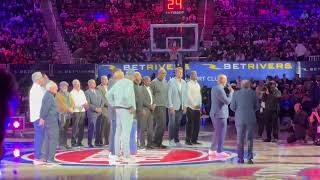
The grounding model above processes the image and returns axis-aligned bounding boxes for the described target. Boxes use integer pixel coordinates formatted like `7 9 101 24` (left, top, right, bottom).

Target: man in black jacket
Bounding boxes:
263 81 281 142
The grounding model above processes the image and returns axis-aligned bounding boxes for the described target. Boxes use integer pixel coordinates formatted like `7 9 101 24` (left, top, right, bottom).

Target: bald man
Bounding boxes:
150 68 168 148
85 79 104 148
209 74 233 158
230 80 259 164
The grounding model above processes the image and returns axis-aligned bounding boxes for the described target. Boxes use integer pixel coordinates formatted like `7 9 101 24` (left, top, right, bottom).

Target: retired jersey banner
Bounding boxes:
98 62 176 79
300 61 320 78
185 61 297 87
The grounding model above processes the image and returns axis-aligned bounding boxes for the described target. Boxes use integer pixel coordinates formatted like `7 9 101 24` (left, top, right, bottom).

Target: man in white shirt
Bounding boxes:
185 71 202 145
139 76 156 149
70 79 88 147
29 72 45 165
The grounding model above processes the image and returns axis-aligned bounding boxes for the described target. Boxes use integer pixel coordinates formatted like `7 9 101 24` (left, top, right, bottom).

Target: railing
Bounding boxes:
309 55 320 62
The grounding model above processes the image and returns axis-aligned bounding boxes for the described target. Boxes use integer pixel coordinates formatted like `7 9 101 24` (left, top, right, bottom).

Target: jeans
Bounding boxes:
168 109 183 142
108 107 116 155
33 119 45 160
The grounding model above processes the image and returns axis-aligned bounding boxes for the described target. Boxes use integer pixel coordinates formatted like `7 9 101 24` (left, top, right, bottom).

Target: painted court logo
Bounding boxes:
21 148 237 166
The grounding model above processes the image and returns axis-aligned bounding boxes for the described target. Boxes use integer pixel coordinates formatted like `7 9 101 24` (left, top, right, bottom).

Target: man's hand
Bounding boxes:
39 119 45 127
83 103 89 110
169 107 175 114
228 86 234 94
95 108 102 113
68 108 74 113
151 104 156 111
183 107 187 114
129 107 135 114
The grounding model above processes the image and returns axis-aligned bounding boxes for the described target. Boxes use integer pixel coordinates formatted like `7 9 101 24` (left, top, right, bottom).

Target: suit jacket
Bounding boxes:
134 83 143 111
210 84 233 119
85 89 104 119
141 86 155 111
97 85 109 115
168 77 187 111
230 88 259 126
55 91 75 113
40 91 58 127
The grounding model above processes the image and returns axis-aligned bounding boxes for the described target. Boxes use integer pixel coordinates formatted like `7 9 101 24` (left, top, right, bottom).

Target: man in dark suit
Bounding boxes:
97 76 110 146
139 76 156 149
230 80 259 164
85 79 104 148
40 81 59 164
209 74 233 158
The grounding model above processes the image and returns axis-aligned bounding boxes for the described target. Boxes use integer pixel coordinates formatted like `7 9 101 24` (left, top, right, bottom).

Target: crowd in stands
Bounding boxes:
201 0 320 61
57 0 199 63
0 0 53 64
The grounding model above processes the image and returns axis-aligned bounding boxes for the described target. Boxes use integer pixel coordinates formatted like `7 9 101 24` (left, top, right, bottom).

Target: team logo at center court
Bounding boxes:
21 148 237 166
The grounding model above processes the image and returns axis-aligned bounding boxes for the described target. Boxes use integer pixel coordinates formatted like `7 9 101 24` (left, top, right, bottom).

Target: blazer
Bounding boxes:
230 88 259 126
97 85 109 115
168 77 187 111
134 83 143 110
40 91 58 126
85 89 104 118
210 84 233 119
55 91 75 113
141 86 155 111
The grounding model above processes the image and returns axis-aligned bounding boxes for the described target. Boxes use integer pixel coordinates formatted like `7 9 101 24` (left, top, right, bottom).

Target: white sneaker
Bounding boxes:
208 150 217 156
109 154 119 161
169 140 177 147
33 159 46 165
216 152 229 158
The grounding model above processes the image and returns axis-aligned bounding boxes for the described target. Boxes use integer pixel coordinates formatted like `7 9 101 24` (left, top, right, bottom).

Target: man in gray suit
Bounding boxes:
40 81 59 164
230 80 259 164
140 76 156 149
168 67 187 147
209 74 233 158
97 76 110 146
85 79 104 148
150 68 168 149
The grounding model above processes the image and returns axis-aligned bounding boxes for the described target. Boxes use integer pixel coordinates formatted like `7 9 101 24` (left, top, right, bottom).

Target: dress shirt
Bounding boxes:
29 83 46 122
70 89 87 112
185 80 202 110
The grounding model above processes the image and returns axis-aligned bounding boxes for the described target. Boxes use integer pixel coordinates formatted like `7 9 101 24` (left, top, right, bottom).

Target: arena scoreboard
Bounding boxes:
164 0 184 15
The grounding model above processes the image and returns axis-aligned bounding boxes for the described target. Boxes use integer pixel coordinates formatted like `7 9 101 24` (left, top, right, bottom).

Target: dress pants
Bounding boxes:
168 109 183 143
130 119 137 154
186 107 201 143
256 111 264 137
210 117 227 153
44 122 59 161
59 113 71 147
108 107 116 155
139 109 154 147
71 112 85 146
153 106 167 146
101 109 110 145
236 123 254 160
115 108 133 157
264 110 278 140
87 113 103 146
33 119 45 160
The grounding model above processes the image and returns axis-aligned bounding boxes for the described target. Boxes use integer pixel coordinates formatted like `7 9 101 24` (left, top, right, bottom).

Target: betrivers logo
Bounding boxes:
202 63 293 70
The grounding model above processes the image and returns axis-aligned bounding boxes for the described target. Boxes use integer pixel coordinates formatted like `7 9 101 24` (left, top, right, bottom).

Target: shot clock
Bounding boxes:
164 0 184 15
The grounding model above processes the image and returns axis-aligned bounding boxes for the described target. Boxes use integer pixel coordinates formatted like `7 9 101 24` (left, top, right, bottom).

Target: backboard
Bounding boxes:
150 23 198 53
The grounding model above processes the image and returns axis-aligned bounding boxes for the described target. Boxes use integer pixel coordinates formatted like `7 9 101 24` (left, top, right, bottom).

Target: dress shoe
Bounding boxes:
146 145 154 150
77 143 84 147
159 144 167 149
95 144 103 147
185 141 192 146
238 159 244 164
272 139 278 143
248 159 254 164
64 145 71 149
88 144 94 148
263 139 271 142
191 141 202 145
